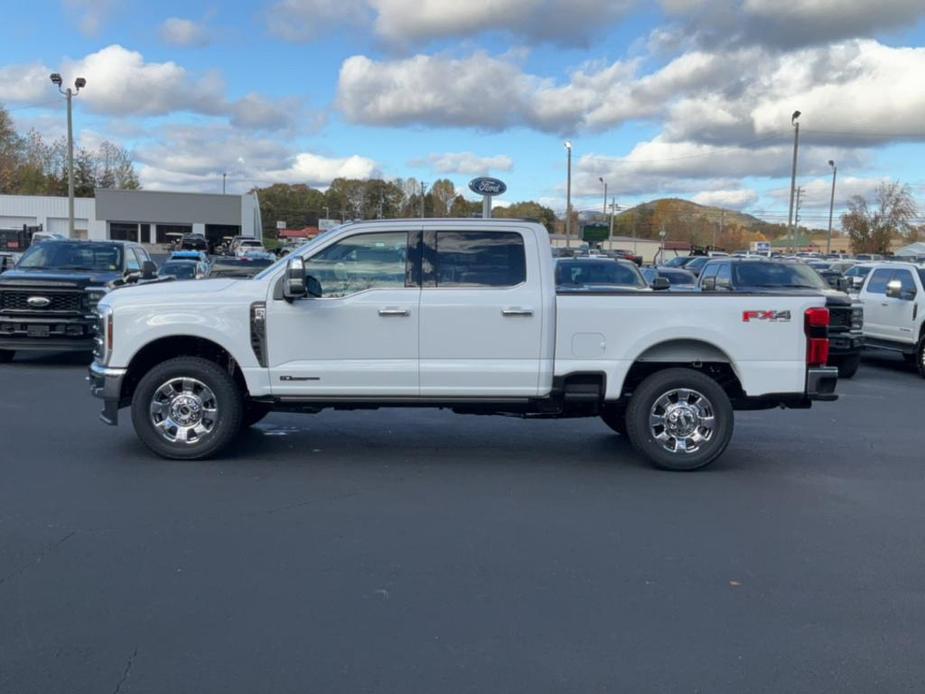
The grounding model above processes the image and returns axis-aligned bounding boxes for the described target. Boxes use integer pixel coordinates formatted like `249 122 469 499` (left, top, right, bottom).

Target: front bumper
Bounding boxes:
829 331 864 356
0 314 96 352
806 367 839 402
88 361 127 425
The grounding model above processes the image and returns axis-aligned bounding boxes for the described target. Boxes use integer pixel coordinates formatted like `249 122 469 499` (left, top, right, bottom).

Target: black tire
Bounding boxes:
130 356 243 460
242 401 273 429
833 353 861 379
625 368 734 471
916 340 925 379
0 350 13 363
600 405 627 435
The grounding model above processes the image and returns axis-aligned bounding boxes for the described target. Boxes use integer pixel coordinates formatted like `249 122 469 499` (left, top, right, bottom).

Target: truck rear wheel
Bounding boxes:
917 340 925 378
0 350 13 363
625 368 734 471
130 356 243 460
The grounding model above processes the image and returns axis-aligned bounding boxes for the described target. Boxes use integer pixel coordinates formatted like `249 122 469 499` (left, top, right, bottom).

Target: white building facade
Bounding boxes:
0 190 262 247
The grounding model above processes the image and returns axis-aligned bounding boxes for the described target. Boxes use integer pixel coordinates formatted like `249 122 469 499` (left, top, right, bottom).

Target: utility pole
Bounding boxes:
50 73 86 238
222 172 227 194
714 208 724 251
787 110 802 254
599 177 607 216
827 160 837 255
420 180 427 219
565 141 573 248
795 186 804 251
608 197 617 245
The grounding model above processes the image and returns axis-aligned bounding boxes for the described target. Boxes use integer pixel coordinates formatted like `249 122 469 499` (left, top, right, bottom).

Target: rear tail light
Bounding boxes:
804 307 830 367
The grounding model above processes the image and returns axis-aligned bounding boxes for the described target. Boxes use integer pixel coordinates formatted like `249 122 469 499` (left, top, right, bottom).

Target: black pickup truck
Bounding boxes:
0 240 156 362
697 258 864 378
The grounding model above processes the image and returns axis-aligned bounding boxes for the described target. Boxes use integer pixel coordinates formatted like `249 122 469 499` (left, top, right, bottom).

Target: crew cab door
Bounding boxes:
419 227 544 397
881 268 920 344
266 229 421 396
860 268 895 340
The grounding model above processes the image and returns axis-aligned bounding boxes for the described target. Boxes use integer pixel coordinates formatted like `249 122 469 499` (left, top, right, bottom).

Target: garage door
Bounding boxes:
0 216 38 228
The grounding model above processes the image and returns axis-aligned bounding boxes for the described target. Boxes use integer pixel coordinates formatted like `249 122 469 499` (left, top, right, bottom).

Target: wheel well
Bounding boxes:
121 336 247 403
622 361 744 401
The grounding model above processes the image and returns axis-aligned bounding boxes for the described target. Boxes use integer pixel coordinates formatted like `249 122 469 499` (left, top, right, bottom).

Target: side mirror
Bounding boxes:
141 260 158 280
652 277 671 291
284 256 307 300
701 276 717 291
886 279 902 299
836 277 849 292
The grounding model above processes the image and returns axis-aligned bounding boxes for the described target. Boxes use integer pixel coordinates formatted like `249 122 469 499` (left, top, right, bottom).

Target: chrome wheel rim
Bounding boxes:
149 377 218 445
648 388 715 455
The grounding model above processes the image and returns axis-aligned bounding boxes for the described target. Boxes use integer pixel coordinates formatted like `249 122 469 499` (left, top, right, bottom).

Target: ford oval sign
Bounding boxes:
468 177 507 196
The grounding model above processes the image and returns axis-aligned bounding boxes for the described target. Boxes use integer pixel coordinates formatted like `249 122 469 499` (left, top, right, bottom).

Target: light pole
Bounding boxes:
420 180 427 219
608 197 618 245
599 177 607 216
222 172 227 194
50 73 86 239
826 160 837 255
564 141 572 248
786 110 801 253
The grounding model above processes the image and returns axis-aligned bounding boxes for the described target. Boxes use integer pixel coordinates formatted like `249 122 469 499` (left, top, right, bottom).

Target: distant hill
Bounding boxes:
619 198 774 230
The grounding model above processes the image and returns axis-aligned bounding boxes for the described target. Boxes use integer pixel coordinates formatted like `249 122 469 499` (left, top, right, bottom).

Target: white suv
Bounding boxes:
858 262 925 376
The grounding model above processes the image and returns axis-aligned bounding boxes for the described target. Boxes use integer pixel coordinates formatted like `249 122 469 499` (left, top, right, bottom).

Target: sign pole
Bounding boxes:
483 195 491 219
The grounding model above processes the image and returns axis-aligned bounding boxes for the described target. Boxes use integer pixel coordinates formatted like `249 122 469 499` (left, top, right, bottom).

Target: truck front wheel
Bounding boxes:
0 350 13 363
832 353 861 379
131 356 243 460
625 368 734 471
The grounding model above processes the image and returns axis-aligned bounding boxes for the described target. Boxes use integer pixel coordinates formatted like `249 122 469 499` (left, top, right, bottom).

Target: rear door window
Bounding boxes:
431 231 526 287
715 263 732 289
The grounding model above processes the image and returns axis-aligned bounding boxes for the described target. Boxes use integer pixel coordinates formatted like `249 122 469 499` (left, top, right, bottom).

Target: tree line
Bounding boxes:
0 103 140 197
255 178 558 238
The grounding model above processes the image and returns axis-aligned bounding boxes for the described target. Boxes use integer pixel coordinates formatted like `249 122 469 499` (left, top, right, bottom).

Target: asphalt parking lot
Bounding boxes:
1 353 924 693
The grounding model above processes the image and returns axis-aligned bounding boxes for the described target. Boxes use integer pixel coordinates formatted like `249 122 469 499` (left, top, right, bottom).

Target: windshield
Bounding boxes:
664 256 692 267
732 262 828 289
160 262 197 279
845 265 872 278
17 242 123 271
556 260 646 288
659 269 696 285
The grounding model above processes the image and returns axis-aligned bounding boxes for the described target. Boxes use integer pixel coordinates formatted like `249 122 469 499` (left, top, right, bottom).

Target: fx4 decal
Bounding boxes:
742 310 792 322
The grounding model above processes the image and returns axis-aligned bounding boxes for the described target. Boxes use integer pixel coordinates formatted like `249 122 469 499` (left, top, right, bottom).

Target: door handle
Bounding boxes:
502 307 534 317
378 308 410 317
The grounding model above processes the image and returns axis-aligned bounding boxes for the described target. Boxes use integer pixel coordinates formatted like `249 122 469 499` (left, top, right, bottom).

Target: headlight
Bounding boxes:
85 287 108 314
851 307 864 330
94 305 113 364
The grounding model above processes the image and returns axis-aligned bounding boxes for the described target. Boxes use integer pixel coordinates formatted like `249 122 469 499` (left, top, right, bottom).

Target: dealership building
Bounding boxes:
0 190 262 248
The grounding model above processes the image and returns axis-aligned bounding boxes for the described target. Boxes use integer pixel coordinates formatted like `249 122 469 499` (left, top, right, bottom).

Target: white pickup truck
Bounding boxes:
857 261 925 376
88 219 838 470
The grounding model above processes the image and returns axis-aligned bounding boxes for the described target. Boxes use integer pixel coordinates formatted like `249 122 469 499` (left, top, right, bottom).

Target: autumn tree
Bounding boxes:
842 181 918 254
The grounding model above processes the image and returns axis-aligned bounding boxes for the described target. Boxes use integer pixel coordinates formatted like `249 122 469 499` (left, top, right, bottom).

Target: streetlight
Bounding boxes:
564 141 572 247
786 110 801 253
50 73 86 239
826 160 838 255
599 177 607 216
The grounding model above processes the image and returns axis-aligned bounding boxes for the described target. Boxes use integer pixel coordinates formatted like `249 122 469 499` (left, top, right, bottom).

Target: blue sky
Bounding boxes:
3 0 925 226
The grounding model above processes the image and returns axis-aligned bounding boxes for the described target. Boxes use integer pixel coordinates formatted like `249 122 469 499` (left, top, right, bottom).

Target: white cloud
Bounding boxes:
412 152 513 175
267 0 633 46
135 125 379 192
270 153 380 185
371 0 634 46
661 0 925 49
266 0 370 42
692 189 759 209
62 45 225 118
336 39 925 150
159 18 211 47
1 45 298 131
63 0 118 36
